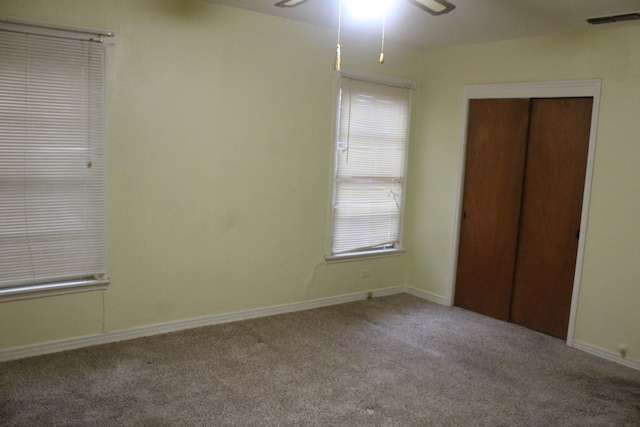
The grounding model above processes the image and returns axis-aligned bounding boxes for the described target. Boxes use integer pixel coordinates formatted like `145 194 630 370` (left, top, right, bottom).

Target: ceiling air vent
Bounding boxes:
587 12 640 25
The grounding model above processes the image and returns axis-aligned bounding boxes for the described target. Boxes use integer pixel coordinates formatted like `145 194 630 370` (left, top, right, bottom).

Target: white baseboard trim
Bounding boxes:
572 340 640 371
403 285 451 306
4 288 636 374
0 290 372 363
371 285 406 298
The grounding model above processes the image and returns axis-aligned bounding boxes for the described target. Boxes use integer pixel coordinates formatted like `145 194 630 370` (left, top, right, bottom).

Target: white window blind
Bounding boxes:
330 75 412 256
0 23 108 295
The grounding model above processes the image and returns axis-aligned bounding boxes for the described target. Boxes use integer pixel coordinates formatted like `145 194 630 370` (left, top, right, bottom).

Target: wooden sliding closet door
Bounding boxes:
455 97 592 339
509 98 592 338
454 99 530 320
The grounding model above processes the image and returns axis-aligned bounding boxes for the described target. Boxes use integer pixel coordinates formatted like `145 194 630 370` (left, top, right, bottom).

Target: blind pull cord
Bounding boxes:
335 0 342 71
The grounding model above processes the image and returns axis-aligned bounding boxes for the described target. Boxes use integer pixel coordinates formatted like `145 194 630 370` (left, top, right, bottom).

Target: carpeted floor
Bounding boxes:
1 294 639 426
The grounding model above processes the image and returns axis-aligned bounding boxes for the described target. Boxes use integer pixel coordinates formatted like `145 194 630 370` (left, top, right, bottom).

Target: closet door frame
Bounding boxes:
448 80 601 345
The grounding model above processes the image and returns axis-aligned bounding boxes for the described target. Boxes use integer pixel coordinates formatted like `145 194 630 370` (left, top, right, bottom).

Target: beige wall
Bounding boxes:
0 0 638 368
405 26 640 364
0 0 417 350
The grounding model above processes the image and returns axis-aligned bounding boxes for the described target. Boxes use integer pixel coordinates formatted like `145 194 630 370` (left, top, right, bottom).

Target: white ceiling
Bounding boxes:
204 0 640 49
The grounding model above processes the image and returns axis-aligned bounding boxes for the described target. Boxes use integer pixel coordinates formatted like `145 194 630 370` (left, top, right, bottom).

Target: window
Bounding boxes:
328 73 413 259
0 18 113 301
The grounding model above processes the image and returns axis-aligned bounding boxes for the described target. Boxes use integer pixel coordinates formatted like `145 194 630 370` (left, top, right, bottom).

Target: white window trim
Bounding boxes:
337 69 416 91
325 70 414 263
325 248 406 263
0 17 113 302
0 16 114 42
0 278 110 303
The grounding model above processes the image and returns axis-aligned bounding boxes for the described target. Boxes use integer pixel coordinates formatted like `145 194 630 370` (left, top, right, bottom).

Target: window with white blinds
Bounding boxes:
0 21 110 300
329 75 413 257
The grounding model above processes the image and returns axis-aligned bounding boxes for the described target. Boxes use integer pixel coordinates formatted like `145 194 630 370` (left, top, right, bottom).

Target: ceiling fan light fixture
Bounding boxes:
406 0 455 16
273 0 457 69
275 0 310 7
343 0 394 18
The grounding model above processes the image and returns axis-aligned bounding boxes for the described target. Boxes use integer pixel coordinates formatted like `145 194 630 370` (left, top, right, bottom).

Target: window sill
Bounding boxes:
0 278 111 303
325 249 406 264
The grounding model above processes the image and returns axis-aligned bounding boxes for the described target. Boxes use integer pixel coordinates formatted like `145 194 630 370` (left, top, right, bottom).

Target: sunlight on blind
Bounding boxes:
331 77 411 255
0 29 106 288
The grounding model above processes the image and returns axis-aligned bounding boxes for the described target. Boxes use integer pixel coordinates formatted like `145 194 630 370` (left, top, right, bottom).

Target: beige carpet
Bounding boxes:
1 294 639 426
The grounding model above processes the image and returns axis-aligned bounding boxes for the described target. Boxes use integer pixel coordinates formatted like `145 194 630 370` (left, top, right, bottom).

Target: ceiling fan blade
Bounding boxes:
275 0 311 7
406 0 455 16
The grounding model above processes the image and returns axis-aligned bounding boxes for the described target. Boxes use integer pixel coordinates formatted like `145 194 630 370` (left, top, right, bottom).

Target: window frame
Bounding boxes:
0 17 113 302
326 70 414 262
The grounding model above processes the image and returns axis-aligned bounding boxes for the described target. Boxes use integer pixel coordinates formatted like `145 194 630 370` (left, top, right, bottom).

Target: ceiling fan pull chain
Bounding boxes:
335 0 343 71
380 11 386 64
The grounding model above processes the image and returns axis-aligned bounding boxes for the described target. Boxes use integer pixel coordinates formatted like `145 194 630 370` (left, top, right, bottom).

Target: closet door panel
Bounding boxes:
454 99 530 320
509 97 592 338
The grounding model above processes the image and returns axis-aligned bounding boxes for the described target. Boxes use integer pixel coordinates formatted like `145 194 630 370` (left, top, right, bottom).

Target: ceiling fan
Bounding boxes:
276 0 456 70
275 0 456 16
